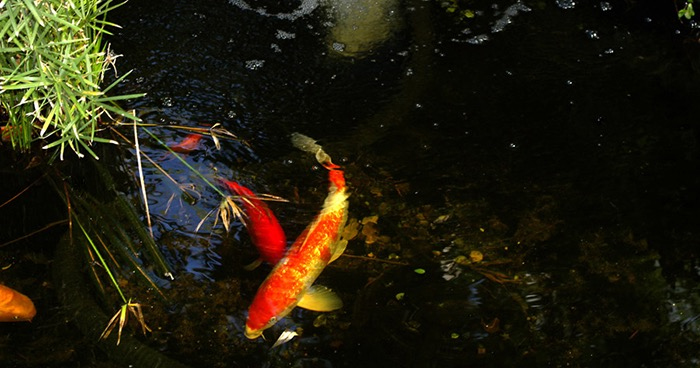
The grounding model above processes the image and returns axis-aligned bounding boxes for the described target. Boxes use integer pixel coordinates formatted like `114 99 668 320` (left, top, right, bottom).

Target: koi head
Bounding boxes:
244 266 300 339
244 320 270 339
244 301 279 339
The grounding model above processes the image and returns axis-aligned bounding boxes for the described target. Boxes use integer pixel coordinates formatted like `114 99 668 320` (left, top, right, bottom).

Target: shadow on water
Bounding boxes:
2 0 700 366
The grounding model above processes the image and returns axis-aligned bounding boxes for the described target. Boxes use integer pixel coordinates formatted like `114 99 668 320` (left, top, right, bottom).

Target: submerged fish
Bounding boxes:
0 284 36 322
170 133 203 153
221 179 287 267
244 133 349 339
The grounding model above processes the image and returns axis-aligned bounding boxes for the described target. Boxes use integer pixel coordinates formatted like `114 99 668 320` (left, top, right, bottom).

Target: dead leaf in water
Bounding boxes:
361 215 379 225
361 222 380 244
341 218 360 240
360 215 380 244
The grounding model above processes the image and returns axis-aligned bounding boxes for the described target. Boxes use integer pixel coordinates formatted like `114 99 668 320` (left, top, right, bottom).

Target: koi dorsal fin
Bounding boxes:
297 285 343 311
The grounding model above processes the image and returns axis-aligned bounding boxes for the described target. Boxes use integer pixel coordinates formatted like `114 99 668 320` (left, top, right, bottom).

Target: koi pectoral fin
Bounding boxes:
243 258 264 271
329 239 348 263
297 285 343 312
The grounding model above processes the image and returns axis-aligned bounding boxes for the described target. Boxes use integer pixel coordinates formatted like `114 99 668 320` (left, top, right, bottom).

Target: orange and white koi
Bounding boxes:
244 133 349 339
220 179 287 267
0 284 36 322
170 133 203 153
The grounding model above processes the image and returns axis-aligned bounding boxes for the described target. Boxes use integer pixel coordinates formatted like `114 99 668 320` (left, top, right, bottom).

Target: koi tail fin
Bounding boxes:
290 132 339 170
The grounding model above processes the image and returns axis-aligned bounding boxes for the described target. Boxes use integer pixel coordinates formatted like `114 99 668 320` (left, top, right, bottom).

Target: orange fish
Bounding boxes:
1 125 23 143
220 180 287 267
170 133 203 153
0 284 36 322
245 133 349 339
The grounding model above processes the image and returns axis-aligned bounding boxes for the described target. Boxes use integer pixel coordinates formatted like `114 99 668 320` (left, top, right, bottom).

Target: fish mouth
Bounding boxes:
244 326 263 339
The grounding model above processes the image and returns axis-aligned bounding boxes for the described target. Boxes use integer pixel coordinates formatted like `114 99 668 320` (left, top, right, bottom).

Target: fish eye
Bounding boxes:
268 317 277 324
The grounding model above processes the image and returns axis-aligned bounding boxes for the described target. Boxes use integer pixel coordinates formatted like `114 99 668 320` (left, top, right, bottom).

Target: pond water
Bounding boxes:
2 0 700 367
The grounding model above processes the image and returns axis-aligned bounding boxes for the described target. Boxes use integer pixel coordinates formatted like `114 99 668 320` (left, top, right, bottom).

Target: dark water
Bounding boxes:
2 0 699 367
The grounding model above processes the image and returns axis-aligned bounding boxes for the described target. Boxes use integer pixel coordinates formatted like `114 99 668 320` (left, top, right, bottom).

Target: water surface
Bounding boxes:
3 0 699 366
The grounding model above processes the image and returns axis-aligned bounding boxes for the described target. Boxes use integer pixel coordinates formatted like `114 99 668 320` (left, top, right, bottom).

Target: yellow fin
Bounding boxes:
243 258 263 271
297 285 343 311
329 239 347 263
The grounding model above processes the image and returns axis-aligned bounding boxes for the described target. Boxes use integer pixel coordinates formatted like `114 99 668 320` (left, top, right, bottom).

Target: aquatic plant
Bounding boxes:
0 0 168 345
439 0 476 21
0 0 143 160
678 0 695 20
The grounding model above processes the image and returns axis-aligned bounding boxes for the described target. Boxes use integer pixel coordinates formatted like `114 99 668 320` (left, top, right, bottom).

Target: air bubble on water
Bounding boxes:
585 29 599 40
555 0 576 10
331 42 346 52
463 34 489 45
228 0 319 21
276 30 296 40
599 1 612 11
492 1 531 33
245 59 265 70
161 96 173 107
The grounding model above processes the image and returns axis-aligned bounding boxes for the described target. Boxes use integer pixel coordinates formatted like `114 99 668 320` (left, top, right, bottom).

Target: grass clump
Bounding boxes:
0 0 143 160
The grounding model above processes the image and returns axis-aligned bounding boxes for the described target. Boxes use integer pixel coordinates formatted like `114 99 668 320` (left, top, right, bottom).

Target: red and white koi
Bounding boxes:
244 133 349 339
0 284 36 322
220 179 287 267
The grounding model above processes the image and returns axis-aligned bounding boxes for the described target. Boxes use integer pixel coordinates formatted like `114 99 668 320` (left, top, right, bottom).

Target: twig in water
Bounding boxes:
133 118 154 240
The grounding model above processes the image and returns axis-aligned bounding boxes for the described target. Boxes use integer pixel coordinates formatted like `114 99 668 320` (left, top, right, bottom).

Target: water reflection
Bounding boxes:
7 0 695 366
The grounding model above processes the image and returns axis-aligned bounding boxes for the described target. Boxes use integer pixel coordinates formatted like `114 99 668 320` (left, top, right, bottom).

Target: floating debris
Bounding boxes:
469 250 484 263
271 329 299 348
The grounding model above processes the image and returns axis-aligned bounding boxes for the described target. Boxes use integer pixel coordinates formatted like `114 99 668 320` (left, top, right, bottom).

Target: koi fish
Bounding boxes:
0 284 36 322
170 133 203 153
220 179 287 267
1 125 18 143
245 133 349 339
